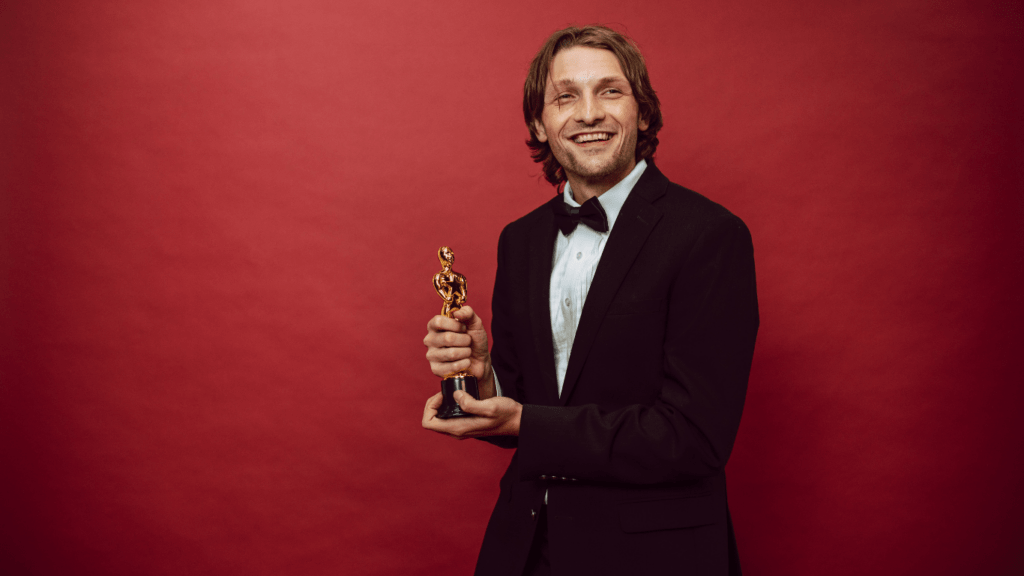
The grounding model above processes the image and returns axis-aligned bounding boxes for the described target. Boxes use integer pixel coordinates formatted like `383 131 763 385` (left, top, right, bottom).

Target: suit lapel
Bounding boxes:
528 196 562 405
558 165 668 405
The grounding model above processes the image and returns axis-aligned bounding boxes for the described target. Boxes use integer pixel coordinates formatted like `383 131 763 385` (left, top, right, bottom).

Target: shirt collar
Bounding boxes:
563 159 647 232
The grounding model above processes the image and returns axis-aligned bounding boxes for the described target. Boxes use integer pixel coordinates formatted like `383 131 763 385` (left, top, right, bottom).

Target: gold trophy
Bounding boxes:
432 246 480 419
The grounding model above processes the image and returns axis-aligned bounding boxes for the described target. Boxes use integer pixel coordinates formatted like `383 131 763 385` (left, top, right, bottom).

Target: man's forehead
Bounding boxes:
547 47 627 87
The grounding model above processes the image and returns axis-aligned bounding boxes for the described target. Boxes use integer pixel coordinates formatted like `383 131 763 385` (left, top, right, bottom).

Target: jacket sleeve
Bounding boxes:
479 226 521 450
517 214 759 483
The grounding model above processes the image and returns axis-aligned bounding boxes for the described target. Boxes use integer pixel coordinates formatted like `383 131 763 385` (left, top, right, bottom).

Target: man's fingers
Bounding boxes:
424 393 520 438
426 315 467 334
428 359 471 378
422 392 485 437
424 392 443 411
422 392 443 428
424 317 472 351
425 346 471 363
427 331 471 348
425 413 494 439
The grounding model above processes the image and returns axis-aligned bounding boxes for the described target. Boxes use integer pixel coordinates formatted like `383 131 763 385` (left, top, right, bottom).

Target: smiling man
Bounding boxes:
422 25 759 576
531 46 648 195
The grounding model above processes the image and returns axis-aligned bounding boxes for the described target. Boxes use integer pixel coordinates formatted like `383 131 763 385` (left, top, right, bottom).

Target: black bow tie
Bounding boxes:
551 196 609 235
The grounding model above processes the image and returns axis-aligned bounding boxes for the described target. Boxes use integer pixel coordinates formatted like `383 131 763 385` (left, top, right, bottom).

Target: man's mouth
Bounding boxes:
572 132 614 144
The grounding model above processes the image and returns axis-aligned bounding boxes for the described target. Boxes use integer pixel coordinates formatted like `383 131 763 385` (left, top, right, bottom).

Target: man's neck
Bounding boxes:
566 161 638 203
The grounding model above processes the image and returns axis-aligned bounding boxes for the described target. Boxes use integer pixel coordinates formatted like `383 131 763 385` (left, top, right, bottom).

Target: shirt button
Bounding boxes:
564 298 570 307
576 252 582 260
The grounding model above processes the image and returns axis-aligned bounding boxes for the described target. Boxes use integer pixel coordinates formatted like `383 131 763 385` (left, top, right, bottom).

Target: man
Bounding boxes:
422 25 758 576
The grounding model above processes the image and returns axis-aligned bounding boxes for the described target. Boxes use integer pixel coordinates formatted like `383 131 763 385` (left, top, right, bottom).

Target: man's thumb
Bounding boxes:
453 390 477 411
455 306 483 329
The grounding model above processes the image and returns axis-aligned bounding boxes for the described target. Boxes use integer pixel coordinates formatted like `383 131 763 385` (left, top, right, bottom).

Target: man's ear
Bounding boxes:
639 115 650 132
532 119 548 143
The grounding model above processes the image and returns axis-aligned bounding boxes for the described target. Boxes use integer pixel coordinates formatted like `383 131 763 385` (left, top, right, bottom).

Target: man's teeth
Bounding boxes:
573 133 612 143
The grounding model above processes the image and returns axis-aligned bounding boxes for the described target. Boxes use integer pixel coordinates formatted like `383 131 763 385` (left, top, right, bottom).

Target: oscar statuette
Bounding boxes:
432 246 480 419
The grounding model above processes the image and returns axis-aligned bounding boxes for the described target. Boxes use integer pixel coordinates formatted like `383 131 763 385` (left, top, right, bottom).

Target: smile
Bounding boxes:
572 132 614 143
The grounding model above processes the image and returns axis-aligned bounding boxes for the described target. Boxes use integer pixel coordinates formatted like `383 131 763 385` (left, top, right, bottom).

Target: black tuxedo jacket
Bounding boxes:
475 163 758 576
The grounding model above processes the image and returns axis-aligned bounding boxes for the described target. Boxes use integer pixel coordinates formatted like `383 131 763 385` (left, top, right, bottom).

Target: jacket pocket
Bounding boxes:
617 493 720 533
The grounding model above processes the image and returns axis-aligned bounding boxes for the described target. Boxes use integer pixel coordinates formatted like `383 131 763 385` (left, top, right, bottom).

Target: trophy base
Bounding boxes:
436 374 479 419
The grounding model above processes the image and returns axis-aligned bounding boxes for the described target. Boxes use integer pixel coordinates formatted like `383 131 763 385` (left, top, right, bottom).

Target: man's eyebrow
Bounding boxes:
550 75 629 89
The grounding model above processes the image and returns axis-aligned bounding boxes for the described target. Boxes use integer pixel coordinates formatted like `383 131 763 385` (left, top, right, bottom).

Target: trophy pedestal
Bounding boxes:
437 374 479 419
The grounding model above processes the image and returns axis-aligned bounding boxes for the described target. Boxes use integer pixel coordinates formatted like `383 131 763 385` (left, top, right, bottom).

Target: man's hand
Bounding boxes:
424 305 495 399
422 390 522 438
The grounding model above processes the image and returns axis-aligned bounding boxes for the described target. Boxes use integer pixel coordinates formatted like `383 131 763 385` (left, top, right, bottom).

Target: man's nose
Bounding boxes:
574 93 605 125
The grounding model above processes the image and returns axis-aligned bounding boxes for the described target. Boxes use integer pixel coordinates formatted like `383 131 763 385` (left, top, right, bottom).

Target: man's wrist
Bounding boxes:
478 364 497 399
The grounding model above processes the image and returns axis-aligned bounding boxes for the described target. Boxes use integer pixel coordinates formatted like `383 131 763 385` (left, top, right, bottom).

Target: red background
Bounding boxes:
2 0 1022 574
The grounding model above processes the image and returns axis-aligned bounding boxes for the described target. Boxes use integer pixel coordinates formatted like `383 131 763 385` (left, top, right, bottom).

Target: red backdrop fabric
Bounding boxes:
2 1 1022 574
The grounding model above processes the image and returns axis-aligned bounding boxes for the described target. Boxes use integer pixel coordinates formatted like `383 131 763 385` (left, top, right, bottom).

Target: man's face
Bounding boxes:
533 46 649 192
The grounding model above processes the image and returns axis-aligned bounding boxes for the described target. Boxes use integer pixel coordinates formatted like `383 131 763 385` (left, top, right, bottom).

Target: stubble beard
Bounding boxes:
556 129 639 187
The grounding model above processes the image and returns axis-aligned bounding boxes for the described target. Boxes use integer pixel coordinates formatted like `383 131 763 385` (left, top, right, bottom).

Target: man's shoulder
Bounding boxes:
498 193 558 240
658 179 747 230
622 161 744 227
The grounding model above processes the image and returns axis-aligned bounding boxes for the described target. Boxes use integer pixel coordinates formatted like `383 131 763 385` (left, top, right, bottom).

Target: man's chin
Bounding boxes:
564 159 633 186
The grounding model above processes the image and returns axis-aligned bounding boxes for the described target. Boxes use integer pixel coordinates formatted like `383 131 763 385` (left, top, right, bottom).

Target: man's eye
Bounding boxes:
557 94 574 100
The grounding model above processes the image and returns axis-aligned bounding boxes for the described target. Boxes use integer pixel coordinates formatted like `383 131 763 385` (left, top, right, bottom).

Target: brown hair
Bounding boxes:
523 25 663 186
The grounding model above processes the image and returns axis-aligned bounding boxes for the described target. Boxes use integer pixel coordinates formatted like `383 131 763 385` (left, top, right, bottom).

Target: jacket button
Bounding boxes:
540 475 548 480
530 509 537 519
